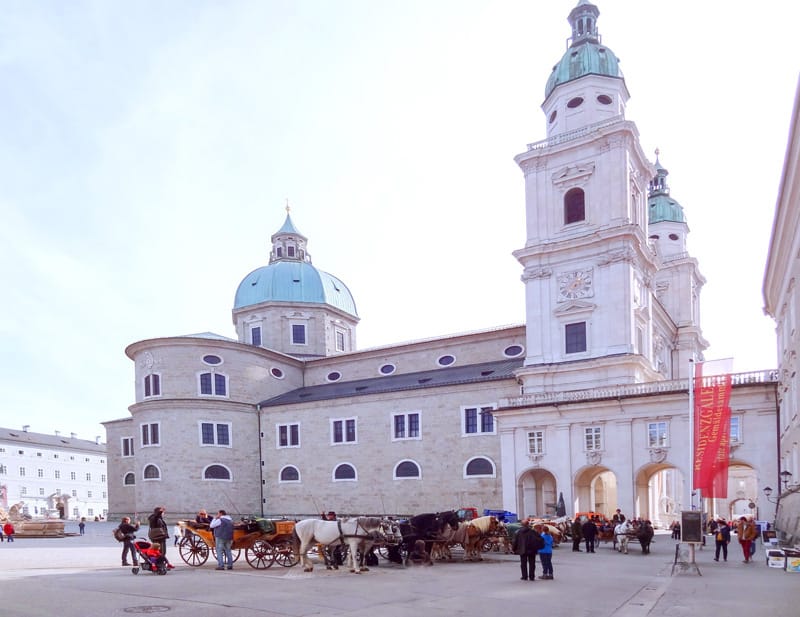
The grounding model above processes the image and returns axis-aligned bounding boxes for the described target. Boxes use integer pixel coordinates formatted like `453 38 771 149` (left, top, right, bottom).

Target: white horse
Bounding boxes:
614 521 633 554
293 517 387 573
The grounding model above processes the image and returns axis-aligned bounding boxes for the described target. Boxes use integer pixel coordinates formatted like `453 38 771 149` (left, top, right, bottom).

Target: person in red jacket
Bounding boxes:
3 521 15 542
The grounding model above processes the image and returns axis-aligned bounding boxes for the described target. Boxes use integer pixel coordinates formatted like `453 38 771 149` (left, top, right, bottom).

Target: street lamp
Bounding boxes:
763 486 777 503
780 470 793 491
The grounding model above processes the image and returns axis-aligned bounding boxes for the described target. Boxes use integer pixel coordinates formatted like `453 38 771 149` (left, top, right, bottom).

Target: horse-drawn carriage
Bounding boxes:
179 517 298 569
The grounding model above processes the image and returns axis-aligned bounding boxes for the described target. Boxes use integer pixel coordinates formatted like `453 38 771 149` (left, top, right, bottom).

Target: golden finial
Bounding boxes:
285 198 290 213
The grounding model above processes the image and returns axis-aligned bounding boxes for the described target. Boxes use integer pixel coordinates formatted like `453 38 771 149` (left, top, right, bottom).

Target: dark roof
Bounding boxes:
259 358 523 407
0 427 106 452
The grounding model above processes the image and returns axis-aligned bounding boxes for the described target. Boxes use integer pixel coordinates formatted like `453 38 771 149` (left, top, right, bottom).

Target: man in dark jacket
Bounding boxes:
119 516 140 567
210 509 235 570
581 518 598 553
512 519 544 581
571 518 583 551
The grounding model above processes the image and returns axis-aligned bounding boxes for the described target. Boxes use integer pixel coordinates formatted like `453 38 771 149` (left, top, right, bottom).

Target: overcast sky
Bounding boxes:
1 0 796 442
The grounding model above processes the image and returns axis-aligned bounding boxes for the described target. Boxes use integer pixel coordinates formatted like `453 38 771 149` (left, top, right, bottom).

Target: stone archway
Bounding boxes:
634 462 684 528
716 463 758 521
517 468 558 519
573 465 617 515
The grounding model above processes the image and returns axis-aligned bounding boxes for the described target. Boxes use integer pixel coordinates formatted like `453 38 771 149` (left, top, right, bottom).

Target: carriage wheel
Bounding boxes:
245 540 277 569
179 535 210 567
481 538 495 553
273 539 300 567
212 547 241 563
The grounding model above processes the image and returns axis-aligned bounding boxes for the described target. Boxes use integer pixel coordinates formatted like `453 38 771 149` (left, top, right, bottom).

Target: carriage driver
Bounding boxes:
612 509 626 525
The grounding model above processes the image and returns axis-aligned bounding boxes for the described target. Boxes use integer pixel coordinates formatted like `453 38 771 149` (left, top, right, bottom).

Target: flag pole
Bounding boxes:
688 358 697 566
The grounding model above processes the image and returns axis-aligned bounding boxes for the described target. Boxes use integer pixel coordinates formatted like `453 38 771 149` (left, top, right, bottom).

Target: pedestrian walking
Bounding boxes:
3 521 15 542
210 509 234 570
581 518 597 553
119 516 140 567
512 519 544 581
571 518 583 552
79 517 86 535
535 524 555 579
173 522 182 546
713 518 731 562
735 516 758 563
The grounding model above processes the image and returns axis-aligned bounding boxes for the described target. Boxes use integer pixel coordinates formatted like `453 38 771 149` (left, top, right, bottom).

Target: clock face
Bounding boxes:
558 269 593 300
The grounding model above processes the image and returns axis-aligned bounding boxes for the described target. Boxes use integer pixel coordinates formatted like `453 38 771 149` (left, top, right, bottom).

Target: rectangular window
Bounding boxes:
199 373 227 396
200 422 231 446
331 418 357 444
335 330 346 352
70 472 76 480
730 416 741 443
122 437 134 457
144 374 161 397
0 465 6 475
20 486 27 495
54 470 60 479
39 487 45 496
565 322 587 354
277 423 300 448
101 474 106 482
392 412 421 440
463 406 496 435
528 430 544 455
647 421 668 447
87 490 93 498
19 467 25 477
251 326 262 346
292 324 307 345
85 473 92 481
141 423 160 447
37 468 44 478
584 426 602 451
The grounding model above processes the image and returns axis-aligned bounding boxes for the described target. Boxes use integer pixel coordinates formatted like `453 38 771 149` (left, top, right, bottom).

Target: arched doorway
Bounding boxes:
573 466 617 516
518 468 558 518
635 463 684 528
713 463 758 521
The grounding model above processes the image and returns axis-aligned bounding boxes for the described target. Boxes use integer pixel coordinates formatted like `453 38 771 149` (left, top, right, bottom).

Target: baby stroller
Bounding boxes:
131 539 172 575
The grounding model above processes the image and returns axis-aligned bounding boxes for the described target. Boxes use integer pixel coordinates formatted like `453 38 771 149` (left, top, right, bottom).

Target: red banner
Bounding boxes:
693 362 732 498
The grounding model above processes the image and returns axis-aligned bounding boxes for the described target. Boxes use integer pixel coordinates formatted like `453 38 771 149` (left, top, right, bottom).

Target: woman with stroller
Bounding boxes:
147 506 169 557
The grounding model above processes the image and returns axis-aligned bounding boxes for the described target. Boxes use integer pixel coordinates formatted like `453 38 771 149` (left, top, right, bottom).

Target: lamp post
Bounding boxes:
780 470 793 491
763 486 779 530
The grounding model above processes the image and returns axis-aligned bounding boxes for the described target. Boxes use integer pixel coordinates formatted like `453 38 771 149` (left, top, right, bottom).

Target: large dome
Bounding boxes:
545 1 624 100
234 261 358 317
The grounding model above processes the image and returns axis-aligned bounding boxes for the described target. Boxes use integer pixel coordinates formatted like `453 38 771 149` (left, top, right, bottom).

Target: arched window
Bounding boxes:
123 472 135 485
279 466 300 483
394 460 421 479
564 188 585 224
464 456 495 478
143 464 161 480
333 463 357 481
203 464 231 480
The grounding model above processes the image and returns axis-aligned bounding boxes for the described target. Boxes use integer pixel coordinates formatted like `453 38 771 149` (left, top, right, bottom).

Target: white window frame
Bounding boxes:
198 372 229 397
202 464 233 481
141 422 161 447
279 465 301 484
277 423 300 448
528 430 545 455
647 421 668 448
392 412 422 441
393 459 422 480
199 421 232 447
463 456 496 479
730 416 742 444
144 373 161 398
143 464 161 481
121 437 134 457
584 426 602 451
335 328 346 352
331 417 357 445
461 405 496 436
332 462 358 482
251 324 262 346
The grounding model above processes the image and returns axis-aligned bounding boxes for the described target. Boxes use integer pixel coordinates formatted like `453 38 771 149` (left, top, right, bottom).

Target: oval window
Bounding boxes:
669 233 679 241
567 97 584 109
597 94 612 105
270 367 285 379
549 110 557 124
327 371 342 382
202 355 222 365
437 355 456 367
379 364 396 375
503 345 524 358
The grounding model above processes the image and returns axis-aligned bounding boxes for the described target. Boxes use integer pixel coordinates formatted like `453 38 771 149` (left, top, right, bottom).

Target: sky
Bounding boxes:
1 0 797 442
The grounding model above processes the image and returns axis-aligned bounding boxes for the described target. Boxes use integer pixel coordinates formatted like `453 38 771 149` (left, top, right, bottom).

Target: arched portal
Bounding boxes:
635 463 684 528
712 462 758 521
574 466 617 515
518 468 558 519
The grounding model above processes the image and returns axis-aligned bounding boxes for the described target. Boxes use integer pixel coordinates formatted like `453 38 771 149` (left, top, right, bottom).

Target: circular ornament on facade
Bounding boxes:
567 96 584 109
326 371 342 382
379 363 396 375
202 354 222 366
437 354 456 367
503 345 524 358
270 367 285 379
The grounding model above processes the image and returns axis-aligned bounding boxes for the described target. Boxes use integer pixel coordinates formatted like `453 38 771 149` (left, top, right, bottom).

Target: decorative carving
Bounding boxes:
586 451 602 466
552 162 596 186
527 453 543 466
649 448 668 464
522 267 552 281
596 247 635 266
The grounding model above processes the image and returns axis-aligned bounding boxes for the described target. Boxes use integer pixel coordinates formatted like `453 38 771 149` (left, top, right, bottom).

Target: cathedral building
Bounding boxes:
104 1 779 527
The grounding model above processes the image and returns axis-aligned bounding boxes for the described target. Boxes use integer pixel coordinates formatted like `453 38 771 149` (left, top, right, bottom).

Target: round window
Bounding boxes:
567 97 584 109
669 233 679 241
270 367 285 379
202 355 222 365
437 355 456 367
503 345 524 358
379 364 396 375
597 94 612 105
327 371 342 382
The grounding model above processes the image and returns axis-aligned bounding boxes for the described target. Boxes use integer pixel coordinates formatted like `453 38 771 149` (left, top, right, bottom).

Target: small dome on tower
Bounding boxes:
648 153 686 224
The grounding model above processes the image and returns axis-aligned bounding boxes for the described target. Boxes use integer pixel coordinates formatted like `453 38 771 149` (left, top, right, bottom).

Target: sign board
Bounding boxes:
680 510 703 543
762 529 777 543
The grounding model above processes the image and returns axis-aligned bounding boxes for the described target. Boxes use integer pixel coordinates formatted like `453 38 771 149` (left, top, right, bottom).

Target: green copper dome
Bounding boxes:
648 156 685 224
545 1 624 100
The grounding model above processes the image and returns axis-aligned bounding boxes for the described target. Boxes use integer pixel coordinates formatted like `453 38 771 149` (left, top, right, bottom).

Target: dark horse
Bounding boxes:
391 510 461 565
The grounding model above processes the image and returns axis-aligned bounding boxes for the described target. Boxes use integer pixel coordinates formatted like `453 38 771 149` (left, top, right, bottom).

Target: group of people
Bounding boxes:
710 516 759 563
511 519 555 580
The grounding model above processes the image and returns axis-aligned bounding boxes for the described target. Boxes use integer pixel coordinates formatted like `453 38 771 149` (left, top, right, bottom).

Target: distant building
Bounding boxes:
104 1 779 525
763 76 800 545
0 426 108 520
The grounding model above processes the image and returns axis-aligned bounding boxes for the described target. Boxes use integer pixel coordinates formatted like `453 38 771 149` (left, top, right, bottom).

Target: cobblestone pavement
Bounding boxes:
0 525 798 617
